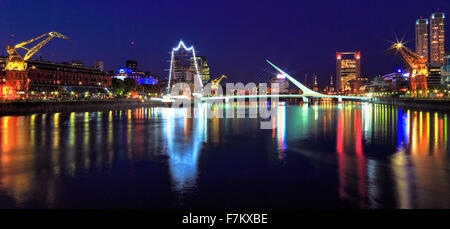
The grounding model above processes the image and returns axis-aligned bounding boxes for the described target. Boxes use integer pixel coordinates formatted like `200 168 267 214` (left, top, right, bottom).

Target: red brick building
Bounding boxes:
27 60 112 91
1 56 112 99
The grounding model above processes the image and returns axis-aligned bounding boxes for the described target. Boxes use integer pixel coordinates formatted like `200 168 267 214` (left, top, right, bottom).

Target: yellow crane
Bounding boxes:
5 31 71 71
389 42 428 96
210 75 228 96
211 75 228 88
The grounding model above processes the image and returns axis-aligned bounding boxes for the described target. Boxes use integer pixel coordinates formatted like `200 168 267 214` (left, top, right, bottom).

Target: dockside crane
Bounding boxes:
389 42 428 96
2 32 70 99
211 75 228 89
210 75 228 95
5 31 71 71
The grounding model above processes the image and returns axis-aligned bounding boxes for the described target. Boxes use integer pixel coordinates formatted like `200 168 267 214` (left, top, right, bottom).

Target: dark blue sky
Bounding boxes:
0 0 448 84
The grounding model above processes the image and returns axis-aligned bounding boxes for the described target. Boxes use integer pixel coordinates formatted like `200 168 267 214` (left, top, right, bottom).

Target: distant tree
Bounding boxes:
136 84 144 93
112 78 124 95
124 78 138 93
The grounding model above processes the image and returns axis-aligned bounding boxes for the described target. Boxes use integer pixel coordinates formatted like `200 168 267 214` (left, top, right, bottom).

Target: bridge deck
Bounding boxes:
203 94 370 101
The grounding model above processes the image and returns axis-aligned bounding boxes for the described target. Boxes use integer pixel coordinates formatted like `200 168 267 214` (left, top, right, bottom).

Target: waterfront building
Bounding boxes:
442 53 450 89
415 18 428 61
347 78 369 93
114 67 157 85
26 60 111 94
427 64 443 89
114 61 157 85
270 73 289 94
0 56 112 98
430 12 445 64
336 51 361 92
368 75 390 92
370 70 409 92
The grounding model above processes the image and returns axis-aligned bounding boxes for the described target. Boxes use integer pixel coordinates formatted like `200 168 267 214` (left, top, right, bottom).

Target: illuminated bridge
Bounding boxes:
202 60 371 103
157 40 371 103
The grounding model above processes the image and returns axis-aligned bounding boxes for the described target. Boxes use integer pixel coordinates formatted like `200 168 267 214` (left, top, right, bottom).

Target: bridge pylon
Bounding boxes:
266 60 325 96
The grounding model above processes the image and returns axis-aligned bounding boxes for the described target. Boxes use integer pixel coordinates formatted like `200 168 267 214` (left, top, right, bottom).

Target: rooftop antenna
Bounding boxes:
330 75 333 87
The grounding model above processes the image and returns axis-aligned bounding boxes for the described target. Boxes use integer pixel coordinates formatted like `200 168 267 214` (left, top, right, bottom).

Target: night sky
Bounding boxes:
0 0 448 84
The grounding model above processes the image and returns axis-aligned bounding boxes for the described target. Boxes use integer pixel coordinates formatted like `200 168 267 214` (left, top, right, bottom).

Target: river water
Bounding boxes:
0 101 449 208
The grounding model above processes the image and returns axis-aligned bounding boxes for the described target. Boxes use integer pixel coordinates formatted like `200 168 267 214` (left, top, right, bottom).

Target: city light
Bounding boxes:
0 2 449 215
276 73 286 79
167 40 204 92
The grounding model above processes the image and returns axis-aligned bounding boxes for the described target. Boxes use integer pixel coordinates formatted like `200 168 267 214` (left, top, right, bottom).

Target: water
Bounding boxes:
0 101 449 209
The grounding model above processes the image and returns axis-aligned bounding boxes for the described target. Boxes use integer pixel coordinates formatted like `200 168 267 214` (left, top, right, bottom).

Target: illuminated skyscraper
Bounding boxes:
167 41 204 95
126 60 138 71
415 18 428 61
430 12 445 64
190 56 210 83
172 48 191 82
336 52 361 92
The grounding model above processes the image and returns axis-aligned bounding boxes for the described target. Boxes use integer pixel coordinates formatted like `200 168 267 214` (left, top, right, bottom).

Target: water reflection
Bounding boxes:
273 104 287 159
276 102 449 208
160 105 207 194
0 102 448 208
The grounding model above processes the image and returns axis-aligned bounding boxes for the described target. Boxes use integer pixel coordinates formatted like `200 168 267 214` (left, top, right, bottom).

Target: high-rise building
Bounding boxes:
167 41 207 95
427 65 442 89
94 60 104 71
172 48 192 82
190 56 210 83
336 52 361 92
442 53 450 89
171 53 207 84
430 12 445 64
415 18 428 60
126 60 138 71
